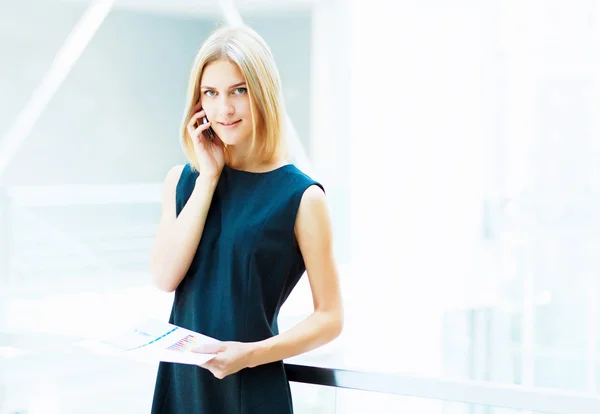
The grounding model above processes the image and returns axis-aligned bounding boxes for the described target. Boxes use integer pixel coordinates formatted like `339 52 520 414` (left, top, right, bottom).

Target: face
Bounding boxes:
199 59 253 147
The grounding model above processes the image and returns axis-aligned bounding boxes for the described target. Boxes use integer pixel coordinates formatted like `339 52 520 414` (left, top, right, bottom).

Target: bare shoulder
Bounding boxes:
299 184 326 206
161 164 186 203
296 184 329 230
166 164 185 182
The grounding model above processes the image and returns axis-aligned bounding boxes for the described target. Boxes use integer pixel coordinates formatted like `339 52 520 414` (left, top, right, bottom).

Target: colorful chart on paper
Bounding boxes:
165 334 198 352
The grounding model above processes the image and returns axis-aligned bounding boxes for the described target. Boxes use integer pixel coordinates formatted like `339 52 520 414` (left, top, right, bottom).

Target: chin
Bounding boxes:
218 132 251 147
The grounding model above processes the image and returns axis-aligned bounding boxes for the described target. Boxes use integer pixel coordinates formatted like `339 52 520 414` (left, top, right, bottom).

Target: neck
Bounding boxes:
226 146 285 172
226 143 254 169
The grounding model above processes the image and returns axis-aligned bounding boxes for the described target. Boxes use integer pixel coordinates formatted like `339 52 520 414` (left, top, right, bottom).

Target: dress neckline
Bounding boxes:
224 163 293 175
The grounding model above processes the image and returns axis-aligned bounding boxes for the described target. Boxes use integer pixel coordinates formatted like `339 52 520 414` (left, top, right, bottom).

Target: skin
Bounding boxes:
199 59 255 167
154 58 343 380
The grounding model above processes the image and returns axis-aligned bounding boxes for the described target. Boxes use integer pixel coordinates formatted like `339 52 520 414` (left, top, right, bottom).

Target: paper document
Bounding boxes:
77 319 218 366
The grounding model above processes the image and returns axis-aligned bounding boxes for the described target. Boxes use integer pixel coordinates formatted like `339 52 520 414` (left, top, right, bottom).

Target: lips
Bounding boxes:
219 120 241 127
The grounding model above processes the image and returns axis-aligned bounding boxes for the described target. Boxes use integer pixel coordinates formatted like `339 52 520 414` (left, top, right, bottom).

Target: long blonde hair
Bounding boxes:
181 25 288 171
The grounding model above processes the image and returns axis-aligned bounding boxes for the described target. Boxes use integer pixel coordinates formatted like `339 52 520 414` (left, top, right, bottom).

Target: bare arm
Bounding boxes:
149 165 219 292
247 185 344 365
192 185 343 380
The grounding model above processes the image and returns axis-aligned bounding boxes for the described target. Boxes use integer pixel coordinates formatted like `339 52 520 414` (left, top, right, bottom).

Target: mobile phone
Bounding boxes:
202 115 215 140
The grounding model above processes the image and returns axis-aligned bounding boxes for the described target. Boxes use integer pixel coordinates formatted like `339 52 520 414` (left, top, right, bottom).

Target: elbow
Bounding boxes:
152 271 178 293
153 278 177 293
331 310 344 339
322 308 344 342
150 262 178 293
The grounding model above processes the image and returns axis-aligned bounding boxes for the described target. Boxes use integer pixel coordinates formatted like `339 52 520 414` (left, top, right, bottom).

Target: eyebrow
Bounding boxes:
200 82 246 90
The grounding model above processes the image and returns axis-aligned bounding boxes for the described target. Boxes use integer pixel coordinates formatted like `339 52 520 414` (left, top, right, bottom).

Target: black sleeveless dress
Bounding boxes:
151 163 323 414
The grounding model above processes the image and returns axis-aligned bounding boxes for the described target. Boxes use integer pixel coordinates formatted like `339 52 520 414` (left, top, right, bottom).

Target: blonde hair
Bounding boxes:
181 25 288 171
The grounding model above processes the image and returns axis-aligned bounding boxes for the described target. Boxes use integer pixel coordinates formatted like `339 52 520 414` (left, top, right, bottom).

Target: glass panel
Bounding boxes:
318 0 600 395
0 340 156 413
334 388 558 414
290 382 336 414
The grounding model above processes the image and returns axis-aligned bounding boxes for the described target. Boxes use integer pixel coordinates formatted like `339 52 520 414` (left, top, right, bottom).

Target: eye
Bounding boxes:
233 87 247 95
203 90 216 97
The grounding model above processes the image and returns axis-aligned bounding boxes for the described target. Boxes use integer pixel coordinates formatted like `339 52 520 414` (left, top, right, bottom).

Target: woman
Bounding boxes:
149 24 343 413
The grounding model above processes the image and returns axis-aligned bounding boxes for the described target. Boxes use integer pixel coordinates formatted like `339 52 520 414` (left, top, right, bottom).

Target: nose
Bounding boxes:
218 96 235 117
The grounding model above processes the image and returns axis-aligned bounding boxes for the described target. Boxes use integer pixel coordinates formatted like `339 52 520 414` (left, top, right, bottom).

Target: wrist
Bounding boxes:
195 174 219 190
246 340 268 368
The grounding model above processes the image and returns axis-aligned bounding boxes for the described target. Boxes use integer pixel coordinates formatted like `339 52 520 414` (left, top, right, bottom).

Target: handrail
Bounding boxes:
284 363 600 414
1 330 599 413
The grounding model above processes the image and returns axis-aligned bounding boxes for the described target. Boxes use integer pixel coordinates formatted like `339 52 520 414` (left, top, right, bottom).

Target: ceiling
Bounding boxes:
58 0 318 17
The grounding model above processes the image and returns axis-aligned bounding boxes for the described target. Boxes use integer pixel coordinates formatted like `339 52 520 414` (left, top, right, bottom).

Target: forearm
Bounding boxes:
151 176 218 291
248 309 343 368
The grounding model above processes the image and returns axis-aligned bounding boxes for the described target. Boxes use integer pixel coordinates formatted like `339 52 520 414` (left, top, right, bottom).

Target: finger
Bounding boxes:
187 111 207 131
189 122 211 143
199 364 222 380
191 123 213 145
193 120 212 135
202 367 223 380
192 342 226 354
199 359 215 369
187 116 206 135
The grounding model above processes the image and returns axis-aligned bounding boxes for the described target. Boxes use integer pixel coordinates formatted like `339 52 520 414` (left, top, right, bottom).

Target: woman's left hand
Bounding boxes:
193 341 255 379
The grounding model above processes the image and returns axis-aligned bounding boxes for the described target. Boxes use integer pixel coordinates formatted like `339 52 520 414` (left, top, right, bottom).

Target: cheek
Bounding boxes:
239 98 252 117
202 104 218 120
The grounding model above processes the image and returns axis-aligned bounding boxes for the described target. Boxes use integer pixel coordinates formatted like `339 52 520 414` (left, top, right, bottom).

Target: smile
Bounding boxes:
219 120 242 128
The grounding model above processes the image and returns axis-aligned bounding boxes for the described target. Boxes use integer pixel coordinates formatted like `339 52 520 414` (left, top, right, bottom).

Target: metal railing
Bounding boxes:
284 363 600 414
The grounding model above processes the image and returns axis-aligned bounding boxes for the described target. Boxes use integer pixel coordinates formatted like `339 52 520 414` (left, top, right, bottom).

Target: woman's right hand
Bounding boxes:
187 103 225 180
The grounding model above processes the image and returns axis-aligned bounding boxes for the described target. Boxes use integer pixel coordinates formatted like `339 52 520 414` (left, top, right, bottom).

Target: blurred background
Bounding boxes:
1 0 600 412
